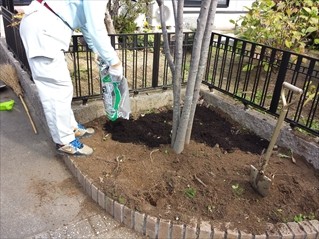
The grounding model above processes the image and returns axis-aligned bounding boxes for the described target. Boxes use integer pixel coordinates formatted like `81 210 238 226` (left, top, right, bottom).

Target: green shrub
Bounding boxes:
230 0 319 54
109 0 152 34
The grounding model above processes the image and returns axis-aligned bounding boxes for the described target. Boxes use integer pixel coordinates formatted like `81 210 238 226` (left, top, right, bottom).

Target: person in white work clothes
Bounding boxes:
19 0 123 156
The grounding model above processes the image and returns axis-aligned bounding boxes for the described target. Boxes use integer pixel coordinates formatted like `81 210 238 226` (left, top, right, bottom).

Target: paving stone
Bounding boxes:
73 162 80 179
239 230 253 239
308 220 319 239
199 221 212 239
113 201 123 223
77 171 86 189
145 215 158 239
184 219 197 239
97 189 106 209
88 214 108 236
276 223 293 239
286 222 306 239
309 220 319 230
158 219 171 239
91 183 98 203
226 229 239 239
68 158 77 177
171 223 184 239
66 219 95 238
123 205 134 229
63 157 72 173
212 228 225 239
134 211 146 235
266 223 281 239
85 177 93 197
32 232 51 239
105 196 114 217
254 234 267 239
298 221 318 239
49 225 68 239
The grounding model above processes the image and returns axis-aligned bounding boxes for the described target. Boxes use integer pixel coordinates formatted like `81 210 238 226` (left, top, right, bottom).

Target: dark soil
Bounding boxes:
72 104 319 235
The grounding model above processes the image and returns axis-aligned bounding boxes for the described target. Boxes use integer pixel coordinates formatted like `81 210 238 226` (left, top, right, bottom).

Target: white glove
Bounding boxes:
108 61 123 79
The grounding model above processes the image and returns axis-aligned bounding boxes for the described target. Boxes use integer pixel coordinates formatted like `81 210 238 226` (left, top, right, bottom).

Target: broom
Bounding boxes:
0 64 38 134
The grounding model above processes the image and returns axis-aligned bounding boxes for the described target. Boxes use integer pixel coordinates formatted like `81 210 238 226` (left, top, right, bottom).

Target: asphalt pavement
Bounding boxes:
0 84 143 238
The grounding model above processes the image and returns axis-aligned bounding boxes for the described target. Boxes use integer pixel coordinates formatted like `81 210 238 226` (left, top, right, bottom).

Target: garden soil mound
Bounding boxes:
72 104 319 235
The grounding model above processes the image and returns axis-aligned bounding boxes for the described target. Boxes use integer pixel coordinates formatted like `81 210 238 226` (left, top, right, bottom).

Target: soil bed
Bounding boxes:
72 104 319 235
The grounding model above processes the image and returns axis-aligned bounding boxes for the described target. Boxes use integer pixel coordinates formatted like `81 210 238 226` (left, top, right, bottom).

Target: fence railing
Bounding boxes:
1 5 318 137
203 33 319 136
1 6 30 73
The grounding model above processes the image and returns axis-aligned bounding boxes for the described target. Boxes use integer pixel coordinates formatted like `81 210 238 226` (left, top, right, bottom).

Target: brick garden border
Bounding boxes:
1 38 318 239
70 92 319 239
62 154 319 239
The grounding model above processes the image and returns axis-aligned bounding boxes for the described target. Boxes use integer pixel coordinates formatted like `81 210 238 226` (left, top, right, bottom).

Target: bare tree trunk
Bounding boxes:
156 0 182 146
170 0 184 147
156 0 175 73
157 0 218 154
185 0 218 144
104 6 116 34
172 0 213 153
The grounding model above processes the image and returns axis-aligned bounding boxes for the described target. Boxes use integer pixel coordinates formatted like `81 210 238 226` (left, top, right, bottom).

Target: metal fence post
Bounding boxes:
152 33 161 88
1 0 14 12
269 51 291 114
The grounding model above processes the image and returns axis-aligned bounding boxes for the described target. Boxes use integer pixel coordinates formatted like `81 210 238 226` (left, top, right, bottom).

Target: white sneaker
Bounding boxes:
57 138 93 156
74 123 95 138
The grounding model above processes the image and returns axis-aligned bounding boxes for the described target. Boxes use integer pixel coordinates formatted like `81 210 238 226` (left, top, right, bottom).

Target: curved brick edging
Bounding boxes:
63 155 319 239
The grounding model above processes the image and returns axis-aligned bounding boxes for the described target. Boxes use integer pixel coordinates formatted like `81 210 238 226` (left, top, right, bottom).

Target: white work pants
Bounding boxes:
28 52 78 145
19 2 77 145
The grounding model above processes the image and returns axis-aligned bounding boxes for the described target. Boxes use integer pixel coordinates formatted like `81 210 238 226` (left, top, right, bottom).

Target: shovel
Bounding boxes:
250 82 303 197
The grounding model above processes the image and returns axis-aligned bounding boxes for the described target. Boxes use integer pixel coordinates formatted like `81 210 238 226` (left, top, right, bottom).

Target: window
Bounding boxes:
185 0 230 8
13 0 32 6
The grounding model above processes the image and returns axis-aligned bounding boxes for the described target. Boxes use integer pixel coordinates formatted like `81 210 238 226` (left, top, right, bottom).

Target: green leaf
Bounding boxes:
229 19 236 24
302 7 312 14
242 64 255 72
185 188 196 199
263 63 270 72
306 27 317 33
285 40 292 48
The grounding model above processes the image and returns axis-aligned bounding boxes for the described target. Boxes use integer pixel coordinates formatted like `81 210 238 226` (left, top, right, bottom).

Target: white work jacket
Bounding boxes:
20 0 119 66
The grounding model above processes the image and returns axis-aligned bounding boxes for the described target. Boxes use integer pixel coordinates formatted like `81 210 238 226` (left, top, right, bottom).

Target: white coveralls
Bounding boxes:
19 0 120 145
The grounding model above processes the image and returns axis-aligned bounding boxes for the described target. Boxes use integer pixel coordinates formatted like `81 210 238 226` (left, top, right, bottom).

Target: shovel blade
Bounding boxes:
250 165 272 197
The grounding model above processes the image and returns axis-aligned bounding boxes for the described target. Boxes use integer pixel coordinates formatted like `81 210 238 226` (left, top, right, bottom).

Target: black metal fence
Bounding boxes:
1 6 30 72
1 6 318 137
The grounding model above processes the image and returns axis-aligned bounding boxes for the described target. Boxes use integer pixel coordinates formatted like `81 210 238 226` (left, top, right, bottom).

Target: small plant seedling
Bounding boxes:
207 205 215 213
232 183 244 196
118 195 126 204
185 187 196 199
293 213 316 222
294 214 305 222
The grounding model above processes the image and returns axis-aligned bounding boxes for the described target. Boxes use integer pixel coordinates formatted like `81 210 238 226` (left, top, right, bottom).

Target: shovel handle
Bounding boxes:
282 82 303 95
261 81 303 172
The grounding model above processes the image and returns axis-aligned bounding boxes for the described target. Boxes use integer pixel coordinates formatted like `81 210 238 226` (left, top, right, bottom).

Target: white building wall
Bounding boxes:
145 0 254 31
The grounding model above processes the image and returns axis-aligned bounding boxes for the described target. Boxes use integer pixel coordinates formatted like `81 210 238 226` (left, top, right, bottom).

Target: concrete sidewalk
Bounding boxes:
0 85 143 238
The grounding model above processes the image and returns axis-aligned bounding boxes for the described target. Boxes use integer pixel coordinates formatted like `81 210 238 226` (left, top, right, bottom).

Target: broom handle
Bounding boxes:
19 95 38 134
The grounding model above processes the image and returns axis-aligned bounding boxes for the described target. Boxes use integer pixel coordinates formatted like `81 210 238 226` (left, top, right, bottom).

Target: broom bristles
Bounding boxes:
0 64 23 96
0 63 38 134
